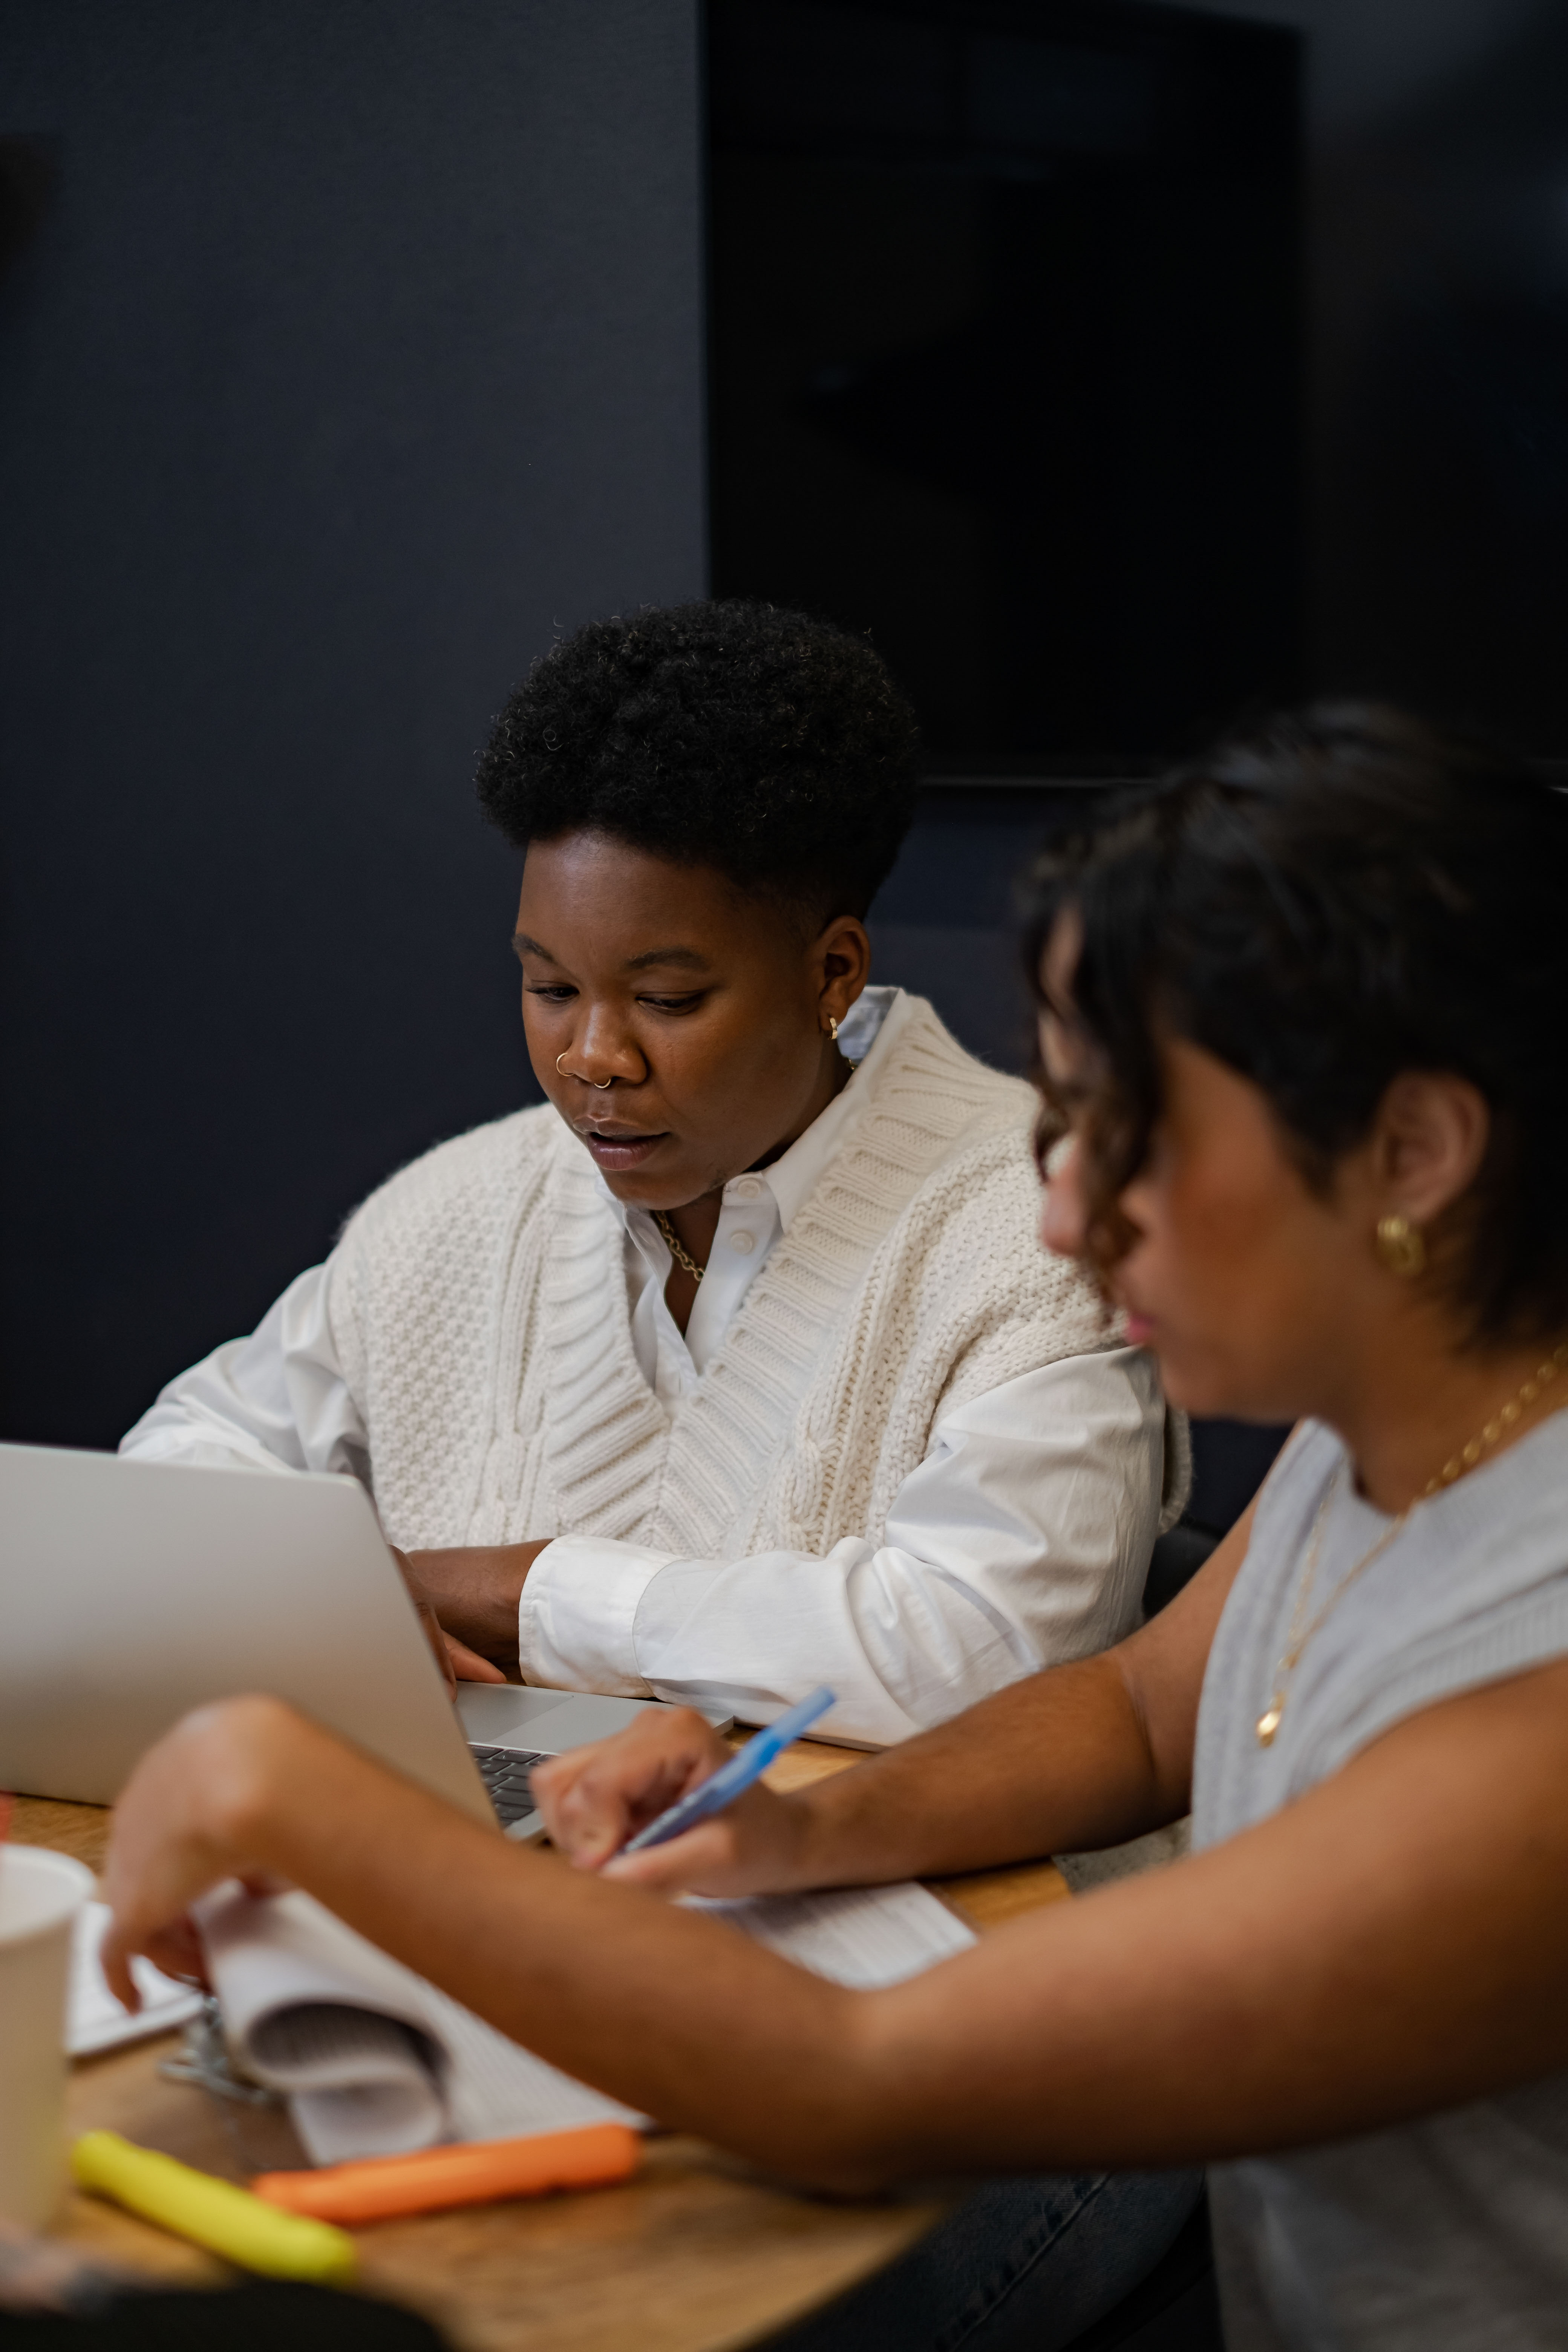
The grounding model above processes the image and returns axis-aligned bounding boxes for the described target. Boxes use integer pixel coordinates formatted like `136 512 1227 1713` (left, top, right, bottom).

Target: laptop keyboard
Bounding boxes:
469 1743 549 1829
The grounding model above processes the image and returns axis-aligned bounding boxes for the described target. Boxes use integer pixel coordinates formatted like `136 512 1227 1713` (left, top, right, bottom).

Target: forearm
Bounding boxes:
781 1519 1251 1888
109 1656 1568 2193
538 1519 1248 1899
400 1542 544 1672
219 1724 1181 2185
862 1672 1568 2178
788 1651 1172 1888
156 1710 883 2184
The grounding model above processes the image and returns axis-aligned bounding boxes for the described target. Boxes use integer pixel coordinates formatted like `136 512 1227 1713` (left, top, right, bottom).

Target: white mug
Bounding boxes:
0 1845 95 2228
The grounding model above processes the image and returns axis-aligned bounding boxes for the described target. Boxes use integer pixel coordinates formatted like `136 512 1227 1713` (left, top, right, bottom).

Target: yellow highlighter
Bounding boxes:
72 2132 357 2285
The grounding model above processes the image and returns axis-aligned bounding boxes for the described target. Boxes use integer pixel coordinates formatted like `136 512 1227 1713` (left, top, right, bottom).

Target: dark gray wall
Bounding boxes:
0 0 705 1446
8 0 1565 1462
1148 0 1568 748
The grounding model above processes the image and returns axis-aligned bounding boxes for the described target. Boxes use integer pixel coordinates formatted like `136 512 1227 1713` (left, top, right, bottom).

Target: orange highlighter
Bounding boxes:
253 2124 641 2225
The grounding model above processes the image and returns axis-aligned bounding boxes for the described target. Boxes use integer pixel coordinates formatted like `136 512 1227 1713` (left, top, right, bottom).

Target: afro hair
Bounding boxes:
475 600 920 923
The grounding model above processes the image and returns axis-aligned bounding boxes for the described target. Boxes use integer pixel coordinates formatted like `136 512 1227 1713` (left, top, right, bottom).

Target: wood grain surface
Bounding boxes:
11 1748 1070 2352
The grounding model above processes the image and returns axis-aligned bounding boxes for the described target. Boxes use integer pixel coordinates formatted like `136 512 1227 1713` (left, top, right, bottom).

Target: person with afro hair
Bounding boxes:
123 602 1176 1745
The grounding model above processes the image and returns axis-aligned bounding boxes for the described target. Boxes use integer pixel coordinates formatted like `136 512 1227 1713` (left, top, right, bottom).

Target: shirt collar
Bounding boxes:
755 986 905 1230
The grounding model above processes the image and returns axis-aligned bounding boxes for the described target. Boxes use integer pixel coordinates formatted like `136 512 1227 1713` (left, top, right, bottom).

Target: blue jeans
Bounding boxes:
766 2169 1204 2352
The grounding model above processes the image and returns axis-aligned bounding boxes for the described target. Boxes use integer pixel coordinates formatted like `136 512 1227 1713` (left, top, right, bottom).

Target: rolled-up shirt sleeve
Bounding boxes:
518 1346 1166 1747
118 1259 370 1485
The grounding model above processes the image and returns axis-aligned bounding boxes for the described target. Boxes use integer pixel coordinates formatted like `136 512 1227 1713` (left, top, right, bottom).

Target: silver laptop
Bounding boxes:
0 1442 700 1842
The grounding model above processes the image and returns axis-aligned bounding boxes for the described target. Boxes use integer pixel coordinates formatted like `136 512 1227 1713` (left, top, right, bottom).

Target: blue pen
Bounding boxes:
619 1686 836 1854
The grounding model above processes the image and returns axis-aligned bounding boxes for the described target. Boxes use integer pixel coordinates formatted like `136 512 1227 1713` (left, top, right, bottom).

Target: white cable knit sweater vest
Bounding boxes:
328 999 1175 1555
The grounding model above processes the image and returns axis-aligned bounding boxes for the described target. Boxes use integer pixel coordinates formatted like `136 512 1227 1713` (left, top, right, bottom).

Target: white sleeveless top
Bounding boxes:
1193 1412 1568 2351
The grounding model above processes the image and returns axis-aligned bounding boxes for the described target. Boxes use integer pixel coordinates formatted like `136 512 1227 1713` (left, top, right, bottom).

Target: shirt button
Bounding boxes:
733 1178 762 1200
729 1230 756 1254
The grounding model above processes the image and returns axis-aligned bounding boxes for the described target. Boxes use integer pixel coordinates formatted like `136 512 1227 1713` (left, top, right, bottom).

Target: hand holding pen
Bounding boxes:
621 1687 836 1852
530 1689 837 1897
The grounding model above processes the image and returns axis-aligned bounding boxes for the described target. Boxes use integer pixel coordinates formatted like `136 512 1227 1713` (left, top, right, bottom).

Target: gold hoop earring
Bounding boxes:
1375 1213 1426 1279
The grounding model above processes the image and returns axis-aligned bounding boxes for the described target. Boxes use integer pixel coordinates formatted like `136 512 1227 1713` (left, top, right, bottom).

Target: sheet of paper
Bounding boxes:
68 1902 204 2058
200 1886 639 2165
692 1881 977 1986
248 2001 449 2162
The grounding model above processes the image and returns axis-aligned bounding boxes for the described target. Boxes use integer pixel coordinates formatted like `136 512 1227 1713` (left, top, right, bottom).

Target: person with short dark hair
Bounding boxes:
122 602 1176 1743
105 702 1568 2351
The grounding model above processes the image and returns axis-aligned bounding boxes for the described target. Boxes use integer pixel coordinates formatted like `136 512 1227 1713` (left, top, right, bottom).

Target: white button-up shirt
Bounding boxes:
122 990 1167 1743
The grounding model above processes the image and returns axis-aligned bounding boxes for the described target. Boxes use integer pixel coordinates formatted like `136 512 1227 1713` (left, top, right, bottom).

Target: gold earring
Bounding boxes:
1375 1213 1426 1279
827 1016 839 1043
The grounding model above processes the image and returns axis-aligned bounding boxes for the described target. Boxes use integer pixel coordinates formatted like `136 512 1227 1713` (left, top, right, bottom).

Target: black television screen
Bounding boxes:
706 0 1303 772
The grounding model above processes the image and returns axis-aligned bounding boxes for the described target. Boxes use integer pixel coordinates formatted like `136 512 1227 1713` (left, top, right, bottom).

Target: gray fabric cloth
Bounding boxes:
1054 1819 1190 1895
1192 1412 1568 2351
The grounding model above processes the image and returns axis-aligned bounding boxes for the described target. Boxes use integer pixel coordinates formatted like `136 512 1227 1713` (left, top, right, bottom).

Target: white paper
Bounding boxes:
68 1902 204 2057
198 1885 642 2165
198 1876 975 2166
689 1882 976 1987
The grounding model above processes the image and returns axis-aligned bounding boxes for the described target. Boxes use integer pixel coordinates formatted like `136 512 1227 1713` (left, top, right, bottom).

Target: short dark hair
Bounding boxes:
475 600 920 923
1024 703 1568 1344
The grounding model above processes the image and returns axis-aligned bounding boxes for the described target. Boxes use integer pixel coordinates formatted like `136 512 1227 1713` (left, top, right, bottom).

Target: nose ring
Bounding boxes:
556 1052 614 1090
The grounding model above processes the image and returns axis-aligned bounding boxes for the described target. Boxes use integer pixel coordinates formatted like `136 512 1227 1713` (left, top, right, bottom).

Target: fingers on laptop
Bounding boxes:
446 1632 507 1686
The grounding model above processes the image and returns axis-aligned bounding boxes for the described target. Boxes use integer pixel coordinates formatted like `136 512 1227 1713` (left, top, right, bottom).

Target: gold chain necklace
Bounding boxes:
653 1209 707 1284
651 1070 859 1286
1256 1338 1568 1747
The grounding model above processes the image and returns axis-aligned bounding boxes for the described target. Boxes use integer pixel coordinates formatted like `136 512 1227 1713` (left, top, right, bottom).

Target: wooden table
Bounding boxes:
14 1752 1070 2352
